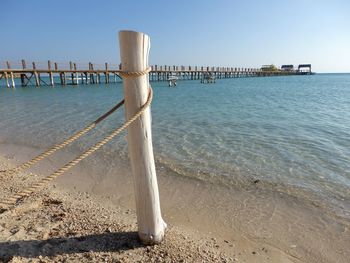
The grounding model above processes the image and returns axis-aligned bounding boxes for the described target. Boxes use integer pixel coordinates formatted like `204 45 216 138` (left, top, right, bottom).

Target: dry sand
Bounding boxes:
0 152 349 263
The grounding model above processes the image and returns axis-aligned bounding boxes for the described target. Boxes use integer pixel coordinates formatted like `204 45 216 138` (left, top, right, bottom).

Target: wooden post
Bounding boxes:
85 72 89 84
89 62 95 84
6 61 15 88
73 63 77 85
59 73 64 85
10 72 15 88
119 30 166 244
48 60 54 86
4 72 10 88
20 59 26 87
105 62 109 83
63 72 66 85
96 72 100 84
21 59 26 69
33 62 40 86
69 61 74 85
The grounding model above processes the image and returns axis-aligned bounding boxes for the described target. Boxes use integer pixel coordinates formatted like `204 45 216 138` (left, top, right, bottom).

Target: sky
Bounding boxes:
1 0 350 73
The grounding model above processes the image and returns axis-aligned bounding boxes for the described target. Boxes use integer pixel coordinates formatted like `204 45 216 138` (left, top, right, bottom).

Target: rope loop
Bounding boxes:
119 67 151 78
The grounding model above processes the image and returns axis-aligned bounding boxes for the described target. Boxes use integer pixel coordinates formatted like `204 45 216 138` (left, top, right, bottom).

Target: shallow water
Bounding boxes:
1 74 349 219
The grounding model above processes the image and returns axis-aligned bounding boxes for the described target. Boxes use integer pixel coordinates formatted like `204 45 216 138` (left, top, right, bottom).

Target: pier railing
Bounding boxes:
0 60 121 71
0 59 308 88
0 60 265 72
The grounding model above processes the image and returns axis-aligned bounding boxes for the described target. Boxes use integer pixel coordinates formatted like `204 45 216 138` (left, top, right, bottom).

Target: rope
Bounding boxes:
0 87 153 210
2 66 151 175
3 99 125 176
118 67 151 78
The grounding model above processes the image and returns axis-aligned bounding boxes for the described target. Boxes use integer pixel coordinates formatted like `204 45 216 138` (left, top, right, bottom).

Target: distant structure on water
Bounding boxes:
297 64 312 74
281 65 294 71
262 64 314 75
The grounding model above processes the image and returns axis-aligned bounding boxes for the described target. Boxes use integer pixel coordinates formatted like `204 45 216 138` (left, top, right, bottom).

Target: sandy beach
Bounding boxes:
0 154 288 263
0 147 349 263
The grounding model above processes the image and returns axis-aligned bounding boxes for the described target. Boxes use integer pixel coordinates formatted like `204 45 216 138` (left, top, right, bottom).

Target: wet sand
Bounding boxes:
0 145 349 262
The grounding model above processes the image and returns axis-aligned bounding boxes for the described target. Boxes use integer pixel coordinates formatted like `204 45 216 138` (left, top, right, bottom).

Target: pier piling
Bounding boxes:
48 60 54 86
4 72 10 88
33 62 40 86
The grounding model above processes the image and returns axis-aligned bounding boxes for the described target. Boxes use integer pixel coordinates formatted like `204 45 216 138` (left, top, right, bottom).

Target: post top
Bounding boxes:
119 30 150 72
119 30 149 38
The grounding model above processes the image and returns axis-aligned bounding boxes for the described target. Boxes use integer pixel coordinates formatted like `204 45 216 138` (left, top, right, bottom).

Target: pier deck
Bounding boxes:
0 60 312 88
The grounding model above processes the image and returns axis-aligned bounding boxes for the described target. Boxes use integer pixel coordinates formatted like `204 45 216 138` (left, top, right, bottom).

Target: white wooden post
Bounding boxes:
119 30 167 244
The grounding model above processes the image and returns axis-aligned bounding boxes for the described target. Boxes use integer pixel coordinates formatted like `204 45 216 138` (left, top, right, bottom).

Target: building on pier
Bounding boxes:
298 64 312 74
281 65 294 71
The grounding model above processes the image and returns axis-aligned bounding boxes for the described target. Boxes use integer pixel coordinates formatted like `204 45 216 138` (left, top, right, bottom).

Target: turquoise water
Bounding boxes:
1 74 349 218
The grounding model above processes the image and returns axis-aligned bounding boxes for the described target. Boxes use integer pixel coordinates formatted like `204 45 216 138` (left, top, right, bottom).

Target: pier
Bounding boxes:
0 60 313 88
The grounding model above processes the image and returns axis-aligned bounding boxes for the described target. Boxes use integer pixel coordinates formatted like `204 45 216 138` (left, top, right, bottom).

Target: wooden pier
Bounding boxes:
0 60 122 88
0 60 312 88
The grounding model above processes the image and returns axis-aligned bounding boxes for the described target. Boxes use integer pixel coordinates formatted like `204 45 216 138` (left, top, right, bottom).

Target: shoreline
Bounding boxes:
0 155 234 262
1 144 350 262
1 154 295 263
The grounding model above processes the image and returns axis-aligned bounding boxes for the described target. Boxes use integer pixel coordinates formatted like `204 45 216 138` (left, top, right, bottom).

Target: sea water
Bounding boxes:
0 74 349 219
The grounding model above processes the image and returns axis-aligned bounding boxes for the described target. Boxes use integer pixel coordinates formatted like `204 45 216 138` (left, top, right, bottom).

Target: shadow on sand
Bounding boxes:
0 231 143 261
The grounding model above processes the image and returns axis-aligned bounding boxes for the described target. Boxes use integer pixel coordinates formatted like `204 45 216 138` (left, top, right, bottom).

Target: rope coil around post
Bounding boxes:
118 67 151 78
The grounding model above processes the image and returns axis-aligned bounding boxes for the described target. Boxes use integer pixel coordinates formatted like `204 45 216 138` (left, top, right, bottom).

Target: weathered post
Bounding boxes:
19 59 25 87
96 72 100 84
48 60 54 86
105 62 109 83
33 62 40 86
119 30 167 244
73 63 78 85
20 59 26 86
4 72 10 88
69 61 74 85
62 72 66 85
89 62 95 84
6 61 15 88
21 59 26 69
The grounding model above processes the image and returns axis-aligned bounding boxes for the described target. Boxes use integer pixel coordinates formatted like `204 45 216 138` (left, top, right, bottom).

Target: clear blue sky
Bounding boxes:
1 0 349 72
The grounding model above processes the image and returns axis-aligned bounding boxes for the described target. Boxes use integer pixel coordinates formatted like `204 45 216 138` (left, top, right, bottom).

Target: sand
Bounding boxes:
0 151 349 263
